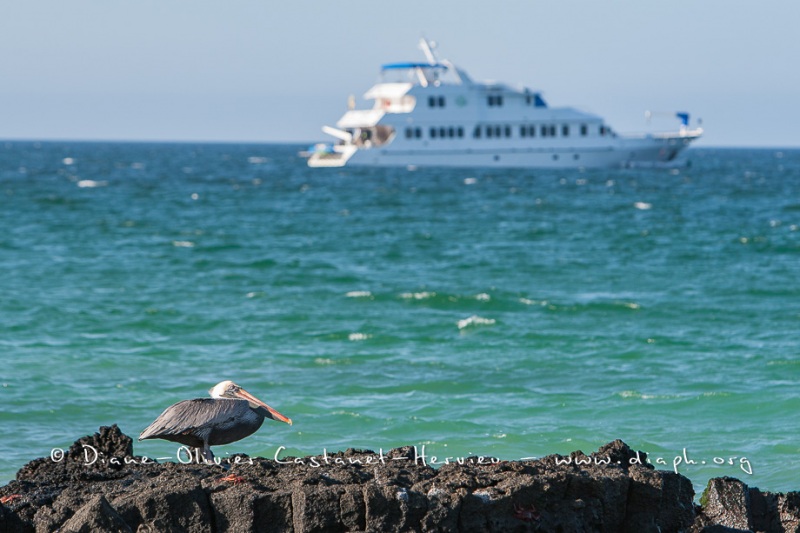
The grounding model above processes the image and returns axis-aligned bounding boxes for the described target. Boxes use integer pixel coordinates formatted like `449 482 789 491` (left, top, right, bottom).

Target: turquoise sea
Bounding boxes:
1 142 798 494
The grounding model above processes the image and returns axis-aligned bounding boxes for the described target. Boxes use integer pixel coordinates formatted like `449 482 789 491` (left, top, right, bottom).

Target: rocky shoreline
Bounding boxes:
0 425 797 532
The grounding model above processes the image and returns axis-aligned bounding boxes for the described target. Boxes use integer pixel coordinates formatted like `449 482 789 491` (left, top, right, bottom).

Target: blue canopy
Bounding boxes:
381 62 448 70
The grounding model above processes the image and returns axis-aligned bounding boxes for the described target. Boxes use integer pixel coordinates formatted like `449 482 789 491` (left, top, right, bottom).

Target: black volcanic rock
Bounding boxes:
59 494 132 533
697 477 754 531
0 426 798 532
691 476 800 533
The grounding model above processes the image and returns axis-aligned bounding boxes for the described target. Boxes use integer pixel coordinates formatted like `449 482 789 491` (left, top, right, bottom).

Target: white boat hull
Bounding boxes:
308 130 701 169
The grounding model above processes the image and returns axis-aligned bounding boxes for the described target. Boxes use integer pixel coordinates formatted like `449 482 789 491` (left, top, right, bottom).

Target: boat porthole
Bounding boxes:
573 154 580 160
552 154 559 161
494 155 500 161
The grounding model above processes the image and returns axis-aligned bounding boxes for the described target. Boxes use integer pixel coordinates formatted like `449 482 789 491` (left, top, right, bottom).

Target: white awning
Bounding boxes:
364 82 413 100
336 109 386 128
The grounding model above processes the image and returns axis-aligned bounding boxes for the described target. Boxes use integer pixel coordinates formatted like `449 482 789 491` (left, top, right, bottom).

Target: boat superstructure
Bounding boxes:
306 39 702 169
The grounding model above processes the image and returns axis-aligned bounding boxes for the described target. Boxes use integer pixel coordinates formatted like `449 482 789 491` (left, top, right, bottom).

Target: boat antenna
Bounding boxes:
419 37 438 65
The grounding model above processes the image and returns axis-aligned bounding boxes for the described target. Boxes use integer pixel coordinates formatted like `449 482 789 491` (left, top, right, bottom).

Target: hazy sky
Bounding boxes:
1 1 798 147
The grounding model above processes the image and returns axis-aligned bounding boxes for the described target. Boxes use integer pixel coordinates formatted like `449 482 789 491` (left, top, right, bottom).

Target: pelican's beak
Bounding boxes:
236 388 293 426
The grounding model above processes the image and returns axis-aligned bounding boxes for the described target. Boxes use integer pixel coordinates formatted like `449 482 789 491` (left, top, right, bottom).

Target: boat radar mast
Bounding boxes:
417 37 468 85
419 37 438 64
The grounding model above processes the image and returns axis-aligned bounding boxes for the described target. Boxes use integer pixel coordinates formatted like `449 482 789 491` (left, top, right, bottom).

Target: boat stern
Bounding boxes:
306 143 358 168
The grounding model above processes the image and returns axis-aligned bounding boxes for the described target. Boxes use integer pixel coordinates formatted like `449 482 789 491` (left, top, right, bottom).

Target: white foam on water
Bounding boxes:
346 291 373 298
519 298 548 306
457 315 496 330
400 291 436 300
77 180 107 188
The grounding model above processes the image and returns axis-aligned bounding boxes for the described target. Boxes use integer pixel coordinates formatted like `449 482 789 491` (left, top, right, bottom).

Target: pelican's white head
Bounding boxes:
208 380 292 425
209 380 238 399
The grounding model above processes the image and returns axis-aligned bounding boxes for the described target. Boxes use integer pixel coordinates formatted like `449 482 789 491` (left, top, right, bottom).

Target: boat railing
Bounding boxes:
624 127 703 140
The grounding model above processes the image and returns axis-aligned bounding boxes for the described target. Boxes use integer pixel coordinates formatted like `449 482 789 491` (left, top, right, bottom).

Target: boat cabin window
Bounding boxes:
428 96 446 108
541 125 548 137
405 127 423 139
487 95 504 107
549 125 557 137
484 125 503 138
562 125 570 137
474 124 521 139
424 125 462 140
581 124 588 136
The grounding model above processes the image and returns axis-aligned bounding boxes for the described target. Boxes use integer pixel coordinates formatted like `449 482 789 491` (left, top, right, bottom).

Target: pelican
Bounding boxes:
139 380 292 462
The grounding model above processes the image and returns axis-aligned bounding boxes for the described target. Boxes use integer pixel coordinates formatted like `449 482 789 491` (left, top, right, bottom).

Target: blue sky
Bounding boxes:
1 1 798 147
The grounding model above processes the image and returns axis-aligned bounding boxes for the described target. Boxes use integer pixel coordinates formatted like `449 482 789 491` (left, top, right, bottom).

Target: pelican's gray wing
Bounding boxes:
139 398 250 443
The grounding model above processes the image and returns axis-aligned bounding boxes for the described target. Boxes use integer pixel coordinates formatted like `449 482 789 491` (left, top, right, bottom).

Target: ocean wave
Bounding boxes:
346 291 373 298
457 315 496 330
616 390 682 400
400 291 436 300
77 179 108 188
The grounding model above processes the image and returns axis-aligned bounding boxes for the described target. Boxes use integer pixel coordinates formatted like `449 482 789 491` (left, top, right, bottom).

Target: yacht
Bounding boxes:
306 39 702 169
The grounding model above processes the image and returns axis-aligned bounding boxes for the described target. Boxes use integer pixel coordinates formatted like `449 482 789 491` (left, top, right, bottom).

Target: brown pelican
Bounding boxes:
139 380 292 462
